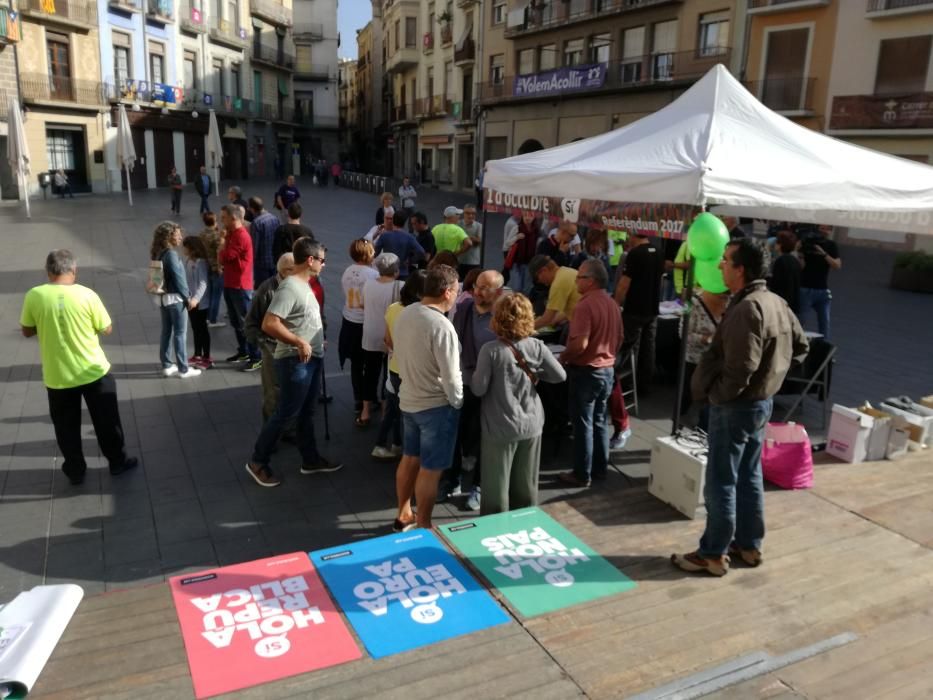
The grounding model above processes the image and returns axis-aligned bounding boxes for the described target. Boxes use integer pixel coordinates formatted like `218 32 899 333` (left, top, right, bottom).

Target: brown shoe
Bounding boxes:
558 471 591 488
728 543 763 567
245 462 281 488
671 551 729 577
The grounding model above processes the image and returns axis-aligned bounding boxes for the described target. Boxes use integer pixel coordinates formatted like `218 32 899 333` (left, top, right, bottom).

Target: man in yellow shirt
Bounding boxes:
20 250 137 485
432 206 472 257
528 255 581 330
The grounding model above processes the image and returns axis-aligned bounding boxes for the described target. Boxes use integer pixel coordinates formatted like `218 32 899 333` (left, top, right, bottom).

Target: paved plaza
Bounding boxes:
0 178 931 600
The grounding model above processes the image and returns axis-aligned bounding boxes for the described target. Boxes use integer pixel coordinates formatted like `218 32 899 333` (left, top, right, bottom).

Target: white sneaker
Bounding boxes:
371 445 396 459
161 366 179 377
177 367 202 378
207 321 227 328
610 427 632 450
466 487 481 511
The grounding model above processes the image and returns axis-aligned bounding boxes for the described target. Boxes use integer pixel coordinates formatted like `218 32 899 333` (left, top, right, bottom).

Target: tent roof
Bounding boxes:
484 65 933 234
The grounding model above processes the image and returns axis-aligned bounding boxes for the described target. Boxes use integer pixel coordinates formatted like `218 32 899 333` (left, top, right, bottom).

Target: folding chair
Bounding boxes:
778 339 836 429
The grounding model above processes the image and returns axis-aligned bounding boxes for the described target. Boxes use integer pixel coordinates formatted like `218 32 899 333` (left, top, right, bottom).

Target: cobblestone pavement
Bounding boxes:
0 179 930 597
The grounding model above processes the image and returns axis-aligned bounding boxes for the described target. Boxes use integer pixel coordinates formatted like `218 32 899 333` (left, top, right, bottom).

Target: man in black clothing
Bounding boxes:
537 220 577 267
273 203 315 261
411 212 436 269
795 224 841 339
614 232 664 390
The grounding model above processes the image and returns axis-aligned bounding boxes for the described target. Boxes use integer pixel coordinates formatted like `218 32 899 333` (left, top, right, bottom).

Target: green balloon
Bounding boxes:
694 258 728 293
686 213 730 262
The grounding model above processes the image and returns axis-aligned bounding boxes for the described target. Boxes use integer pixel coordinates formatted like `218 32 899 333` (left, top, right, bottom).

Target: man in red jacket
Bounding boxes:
219 204 261 367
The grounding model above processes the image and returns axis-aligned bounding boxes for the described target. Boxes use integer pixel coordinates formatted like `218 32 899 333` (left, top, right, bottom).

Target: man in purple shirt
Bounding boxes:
374 211 425 280
275 175 301 213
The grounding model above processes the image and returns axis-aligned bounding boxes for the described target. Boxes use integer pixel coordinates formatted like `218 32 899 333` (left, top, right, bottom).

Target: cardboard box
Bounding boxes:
886 424 911 461
826 405 872 463
857 406 894 462
879 401 933 447
921 395 933 410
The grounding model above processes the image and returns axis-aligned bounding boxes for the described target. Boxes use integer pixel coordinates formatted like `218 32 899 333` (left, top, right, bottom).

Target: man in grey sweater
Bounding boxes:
392 264 463 531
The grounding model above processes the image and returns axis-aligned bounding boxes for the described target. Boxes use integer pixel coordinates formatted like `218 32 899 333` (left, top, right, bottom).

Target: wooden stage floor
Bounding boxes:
31 451 933 699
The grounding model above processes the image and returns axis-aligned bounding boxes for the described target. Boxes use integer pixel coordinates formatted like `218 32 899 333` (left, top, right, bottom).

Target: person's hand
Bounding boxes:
813 244 827 258
515 233 525 240
296 340 312 363
188 299 198 310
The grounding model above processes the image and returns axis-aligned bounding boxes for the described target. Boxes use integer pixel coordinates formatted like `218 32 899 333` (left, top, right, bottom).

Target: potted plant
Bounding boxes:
891 250 933 293
437 10 452 24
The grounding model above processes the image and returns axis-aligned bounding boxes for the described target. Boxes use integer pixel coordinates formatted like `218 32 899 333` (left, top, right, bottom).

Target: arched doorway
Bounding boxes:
517 139 544 155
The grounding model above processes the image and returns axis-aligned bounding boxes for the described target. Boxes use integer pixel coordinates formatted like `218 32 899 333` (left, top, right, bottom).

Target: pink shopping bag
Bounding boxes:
762 422 813 489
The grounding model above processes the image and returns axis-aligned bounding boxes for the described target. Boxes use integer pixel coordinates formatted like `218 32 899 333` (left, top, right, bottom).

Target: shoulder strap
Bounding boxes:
696 296 719 327
503 339 539 387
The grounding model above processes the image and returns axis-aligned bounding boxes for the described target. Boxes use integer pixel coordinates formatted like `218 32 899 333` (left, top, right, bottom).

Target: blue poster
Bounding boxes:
513 63 606 98
310 530 510 659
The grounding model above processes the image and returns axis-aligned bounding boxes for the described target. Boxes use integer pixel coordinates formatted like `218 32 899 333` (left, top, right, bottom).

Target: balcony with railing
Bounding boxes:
108 0 142 13
506 0 681 38
386 45 419 73
454 38 475 65
866 0 933 16
252 41 295 70
21 73 106 106
146 0 173 22
747 0 830 14
829 91 933 130
215 95 254 116
20 0 98 31
480 49 730 104
209 17 249 49
250 0 292 28
744 76 815 113
1 6 21 44
179 3 207 33
414 95 452 118
391 103 415 124
293 22 323 40
294 64 332 81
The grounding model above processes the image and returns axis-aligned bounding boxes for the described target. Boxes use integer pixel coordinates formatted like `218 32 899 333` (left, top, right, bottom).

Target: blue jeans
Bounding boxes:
798 287 831 339
509 263 532 295
698 398 772 559
159 301 188 372
376 371 403 448
568 365 614 480
223 287 259 360
207 272 224 323
199 194 210 213
251 356 323 466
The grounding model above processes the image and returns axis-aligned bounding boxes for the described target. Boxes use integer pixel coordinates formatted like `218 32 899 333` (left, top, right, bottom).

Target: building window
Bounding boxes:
875 35 931 95
231 63 241 97
622 26 645 83
212 57 224 97
47 33 71 98
47 129 77 171
698 11 729 57
149 41 165 85
228 0 238 27
444 60 453 97
394 19 400 54
539 43 557 71
762 27 810 110
589 33 611 64
490 53 504 85
254 70 262 104
405 17 416 48
492 0 506 25
427 66 435 97
184 50 198 91
567 0 585 16
651 20 677 80
518 48 535 75
564 38 583 67
113 34 132 88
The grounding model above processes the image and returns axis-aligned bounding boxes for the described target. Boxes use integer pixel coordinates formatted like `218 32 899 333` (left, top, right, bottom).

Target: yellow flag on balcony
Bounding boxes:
41 0 56 14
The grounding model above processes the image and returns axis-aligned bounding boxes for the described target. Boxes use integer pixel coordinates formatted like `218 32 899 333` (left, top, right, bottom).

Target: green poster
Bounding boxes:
439 507 636 618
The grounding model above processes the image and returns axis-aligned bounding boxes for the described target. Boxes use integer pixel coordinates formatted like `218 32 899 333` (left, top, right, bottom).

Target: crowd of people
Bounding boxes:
19 173 821 579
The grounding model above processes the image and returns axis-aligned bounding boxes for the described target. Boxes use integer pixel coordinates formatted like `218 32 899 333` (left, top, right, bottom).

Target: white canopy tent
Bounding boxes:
6 96 31 219
485 64 933 236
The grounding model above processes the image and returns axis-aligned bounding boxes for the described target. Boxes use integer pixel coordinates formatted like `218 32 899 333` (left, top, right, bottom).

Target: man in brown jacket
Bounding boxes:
673 238 808 577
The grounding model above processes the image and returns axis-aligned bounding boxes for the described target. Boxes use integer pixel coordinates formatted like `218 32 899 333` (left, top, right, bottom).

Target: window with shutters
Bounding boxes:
539 43 557 71
651 20 677 80
621 26 645 83
113 32 132 88
564 38 583 67
875 35 931 95
698 11 729 57
149 41 165 85
589 33 611 64
518 48 535 75
490 54 504 85
184 49 198 90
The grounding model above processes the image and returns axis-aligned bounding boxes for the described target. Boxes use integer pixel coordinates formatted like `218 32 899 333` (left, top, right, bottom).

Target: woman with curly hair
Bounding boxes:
150 222 201 378
471 293 565 514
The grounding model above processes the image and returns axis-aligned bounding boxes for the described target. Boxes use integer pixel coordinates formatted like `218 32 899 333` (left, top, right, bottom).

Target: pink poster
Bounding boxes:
169 553 362 698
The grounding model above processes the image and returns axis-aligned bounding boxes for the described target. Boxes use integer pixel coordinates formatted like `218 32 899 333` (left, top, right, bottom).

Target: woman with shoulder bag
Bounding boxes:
471 293 566 514
150 222 201 378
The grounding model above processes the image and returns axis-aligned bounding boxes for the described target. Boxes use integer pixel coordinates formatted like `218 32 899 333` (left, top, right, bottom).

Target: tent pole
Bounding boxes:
671 256 695 435
126 166 133 206
479 207 488 269
22 170 31 219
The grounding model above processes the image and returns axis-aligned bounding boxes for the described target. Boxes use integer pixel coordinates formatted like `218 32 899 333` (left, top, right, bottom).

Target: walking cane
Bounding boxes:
321 368 331 441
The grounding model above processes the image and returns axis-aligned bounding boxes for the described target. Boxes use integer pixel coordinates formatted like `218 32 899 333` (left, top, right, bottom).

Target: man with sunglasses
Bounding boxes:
246 238 341 487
